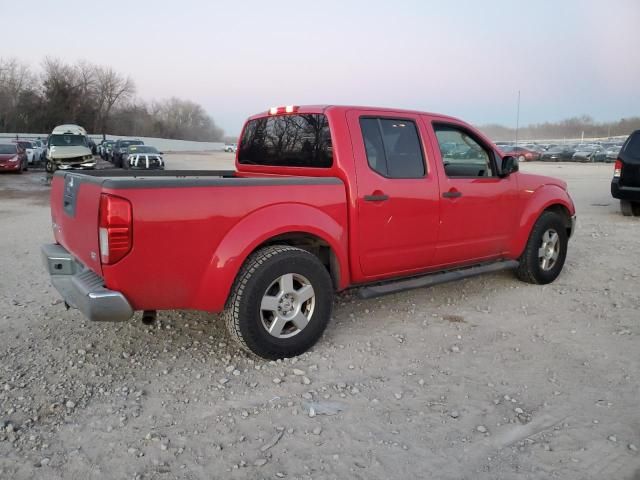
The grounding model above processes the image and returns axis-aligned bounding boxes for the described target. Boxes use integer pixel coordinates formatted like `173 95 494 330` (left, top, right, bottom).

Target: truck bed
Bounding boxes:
49 169 347 312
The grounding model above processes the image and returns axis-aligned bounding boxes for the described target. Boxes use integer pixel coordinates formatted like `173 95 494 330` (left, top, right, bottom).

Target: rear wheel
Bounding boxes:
223 245 334 359
517 211 568 284
518 155 525 163
621 200 640 217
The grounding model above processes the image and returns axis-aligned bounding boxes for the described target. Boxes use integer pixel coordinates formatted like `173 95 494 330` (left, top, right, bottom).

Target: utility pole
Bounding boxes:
515 90 521 147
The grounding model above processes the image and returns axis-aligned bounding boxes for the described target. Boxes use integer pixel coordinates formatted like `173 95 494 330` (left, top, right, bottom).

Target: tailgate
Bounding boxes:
50 172 104 276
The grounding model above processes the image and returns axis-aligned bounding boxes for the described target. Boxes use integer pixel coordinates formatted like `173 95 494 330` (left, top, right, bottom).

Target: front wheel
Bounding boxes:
223 245 334 359
45 160 56 173
516 211 568 284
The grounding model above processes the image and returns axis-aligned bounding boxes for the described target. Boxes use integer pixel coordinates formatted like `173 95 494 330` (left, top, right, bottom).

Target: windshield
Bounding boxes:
119 140 143 148
0 144 17 154
50 134 88 147
17 141 33 148
128 146 158 153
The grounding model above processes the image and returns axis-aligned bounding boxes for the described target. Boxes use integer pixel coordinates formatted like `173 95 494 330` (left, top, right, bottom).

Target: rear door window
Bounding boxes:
359 118 425 178
238 114 333 168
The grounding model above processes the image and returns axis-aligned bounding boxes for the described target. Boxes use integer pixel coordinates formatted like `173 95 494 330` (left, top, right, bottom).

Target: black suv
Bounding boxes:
111 139 144 167
611 130 640 216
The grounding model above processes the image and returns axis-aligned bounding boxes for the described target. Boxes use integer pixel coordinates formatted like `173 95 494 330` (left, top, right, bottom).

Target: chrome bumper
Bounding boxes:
569 215 577 238
41 244 133 322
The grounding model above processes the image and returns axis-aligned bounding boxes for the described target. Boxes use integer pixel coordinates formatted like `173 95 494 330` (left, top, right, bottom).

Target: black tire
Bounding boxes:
45 160 56 174
516 211 568 284
223 245 334 359
621 200 640 217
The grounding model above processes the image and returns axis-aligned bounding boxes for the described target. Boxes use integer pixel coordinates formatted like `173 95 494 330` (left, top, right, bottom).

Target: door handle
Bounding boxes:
364 194 389 202
442 190 462 199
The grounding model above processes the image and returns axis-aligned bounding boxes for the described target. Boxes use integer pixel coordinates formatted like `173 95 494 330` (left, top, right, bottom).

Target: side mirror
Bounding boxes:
500 155 519 177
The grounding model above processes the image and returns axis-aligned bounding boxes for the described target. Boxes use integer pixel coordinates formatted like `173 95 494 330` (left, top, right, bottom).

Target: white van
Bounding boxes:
46 124 95 172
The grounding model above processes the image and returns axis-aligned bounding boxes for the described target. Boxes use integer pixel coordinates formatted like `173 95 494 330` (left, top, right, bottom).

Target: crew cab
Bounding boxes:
611 129 640 216
42 105 576 359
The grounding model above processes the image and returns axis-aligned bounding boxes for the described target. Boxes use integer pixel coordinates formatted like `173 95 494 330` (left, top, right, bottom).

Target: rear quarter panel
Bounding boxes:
100 182 348 312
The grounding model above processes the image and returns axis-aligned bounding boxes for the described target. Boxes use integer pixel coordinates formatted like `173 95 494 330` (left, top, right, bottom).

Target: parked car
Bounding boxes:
572 145 607 162
522 144 547 154
88 138 97 155
42 104 576 359
100 140 115 160
541 146 576 161
611 130 640 216
0 143 28 173
605 145 622 162
32 139 46 162
122 145 164 170
500 146 541 162
224 143 237 153
15 140 36 164
45 124 95 173
111 139 144 167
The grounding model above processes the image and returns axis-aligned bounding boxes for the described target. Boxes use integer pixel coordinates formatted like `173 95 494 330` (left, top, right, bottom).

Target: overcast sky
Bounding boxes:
3 0 639 135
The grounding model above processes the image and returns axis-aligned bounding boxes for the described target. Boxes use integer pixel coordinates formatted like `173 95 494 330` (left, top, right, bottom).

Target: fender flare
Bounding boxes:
193 203 349 312
510 185 575 258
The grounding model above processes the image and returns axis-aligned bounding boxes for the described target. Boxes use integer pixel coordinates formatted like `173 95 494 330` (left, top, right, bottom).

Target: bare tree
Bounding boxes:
0 58 34 131
94 67 135 135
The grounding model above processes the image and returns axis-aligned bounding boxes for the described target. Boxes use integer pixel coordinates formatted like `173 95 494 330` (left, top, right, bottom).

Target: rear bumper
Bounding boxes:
41 243 133 322
611 179 640 201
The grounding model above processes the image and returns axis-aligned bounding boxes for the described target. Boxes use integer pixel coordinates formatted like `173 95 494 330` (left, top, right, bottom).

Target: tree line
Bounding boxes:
479 115 640 142
0 58 224 141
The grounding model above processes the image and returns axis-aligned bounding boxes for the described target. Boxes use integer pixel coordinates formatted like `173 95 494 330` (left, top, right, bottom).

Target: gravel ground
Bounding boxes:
0 159 638 480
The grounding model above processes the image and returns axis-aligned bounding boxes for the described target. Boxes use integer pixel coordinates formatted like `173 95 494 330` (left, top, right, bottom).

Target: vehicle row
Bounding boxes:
498 143 623 163
97 138 164 170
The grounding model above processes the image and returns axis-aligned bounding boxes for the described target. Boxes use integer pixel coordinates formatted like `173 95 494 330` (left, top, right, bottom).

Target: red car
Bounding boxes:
42 105 576 359
499 145 541 162
0 143 28 173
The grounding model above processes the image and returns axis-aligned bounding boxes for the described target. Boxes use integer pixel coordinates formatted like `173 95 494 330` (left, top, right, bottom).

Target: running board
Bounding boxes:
357 260 519 299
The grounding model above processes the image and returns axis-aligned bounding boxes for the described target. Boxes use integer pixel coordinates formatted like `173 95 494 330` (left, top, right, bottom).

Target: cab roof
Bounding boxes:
247 105 461 123
51 124 87 136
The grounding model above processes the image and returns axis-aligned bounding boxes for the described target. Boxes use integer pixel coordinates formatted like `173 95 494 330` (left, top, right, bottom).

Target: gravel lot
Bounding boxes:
0 158 638 480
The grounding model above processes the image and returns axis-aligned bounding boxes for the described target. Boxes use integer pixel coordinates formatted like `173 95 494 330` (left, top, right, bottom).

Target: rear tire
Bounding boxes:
621 200 640 217
223 245 334 359
517 211 568 284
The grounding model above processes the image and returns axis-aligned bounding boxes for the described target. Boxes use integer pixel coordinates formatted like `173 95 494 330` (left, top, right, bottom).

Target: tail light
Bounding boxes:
613 160 622 178
99 194 132 264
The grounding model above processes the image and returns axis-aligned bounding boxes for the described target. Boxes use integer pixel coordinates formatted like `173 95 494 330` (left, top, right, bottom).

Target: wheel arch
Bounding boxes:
511 185 575 258
193 203 349 312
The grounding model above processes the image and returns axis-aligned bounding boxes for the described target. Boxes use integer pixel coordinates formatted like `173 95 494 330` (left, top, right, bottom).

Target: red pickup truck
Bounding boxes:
42 105 576 359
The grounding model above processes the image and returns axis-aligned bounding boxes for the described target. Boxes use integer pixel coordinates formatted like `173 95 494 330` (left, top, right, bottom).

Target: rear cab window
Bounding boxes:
238 114 333 168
